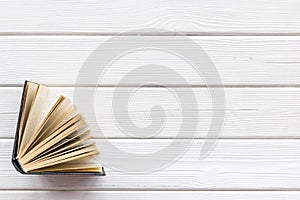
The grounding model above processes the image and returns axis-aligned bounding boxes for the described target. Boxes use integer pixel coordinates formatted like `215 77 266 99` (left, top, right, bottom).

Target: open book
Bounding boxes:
12 81 105 175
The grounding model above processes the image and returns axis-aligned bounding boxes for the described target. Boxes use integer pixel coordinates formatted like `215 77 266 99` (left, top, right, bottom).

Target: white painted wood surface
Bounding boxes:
1 36 300 85
1 87 300 138
0 0 300 34
1 191 300 200
2 139 300 190
1 0 300 199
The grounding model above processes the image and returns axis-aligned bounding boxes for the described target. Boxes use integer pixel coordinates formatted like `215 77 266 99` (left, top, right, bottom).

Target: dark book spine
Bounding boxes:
11 80 28 174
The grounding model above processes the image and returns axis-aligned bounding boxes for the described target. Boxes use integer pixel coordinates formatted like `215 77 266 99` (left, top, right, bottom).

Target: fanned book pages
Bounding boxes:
12 81 105 176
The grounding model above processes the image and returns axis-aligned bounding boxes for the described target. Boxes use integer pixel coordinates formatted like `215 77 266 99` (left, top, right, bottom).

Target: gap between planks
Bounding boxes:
3 191 300 200
3 189 300 192
2 32 300 36
4 84 300 88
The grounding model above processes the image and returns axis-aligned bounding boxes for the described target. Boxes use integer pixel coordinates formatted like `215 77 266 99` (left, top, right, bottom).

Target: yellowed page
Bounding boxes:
19 84 48 156
19 114 85 163
32 104 75 147
22 96 74 153
36 141 95 162
17 82 39 154
32 163 101 172
23 144 97 169
32 130 91 161
23 148 98 172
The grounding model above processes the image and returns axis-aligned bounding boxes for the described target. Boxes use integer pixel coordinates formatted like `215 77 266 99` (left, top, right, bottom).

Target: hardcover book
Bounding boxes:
12 80 105 175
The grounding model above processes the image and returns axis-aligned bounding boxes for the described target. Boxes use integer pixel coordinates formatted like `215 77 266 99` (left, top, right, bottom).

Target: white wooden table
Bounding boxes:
1 0 300 199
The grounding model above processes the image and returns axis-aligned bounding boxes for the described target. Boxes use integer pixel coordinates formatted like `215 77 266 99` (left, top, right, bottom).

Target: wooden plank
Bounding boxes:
1 87 300 138
1 191 300 200
1 36 300 85
2 139 300 190
0 0 300 34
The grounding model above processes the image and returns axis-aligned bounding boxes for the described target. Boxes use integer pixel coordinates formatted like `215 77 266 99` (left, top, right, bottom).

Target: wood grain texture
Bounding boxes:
1 87 300 138
1 191 300 200
0 0 300 34
2 139 300 190
1 0 299 197
1 36 300 85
